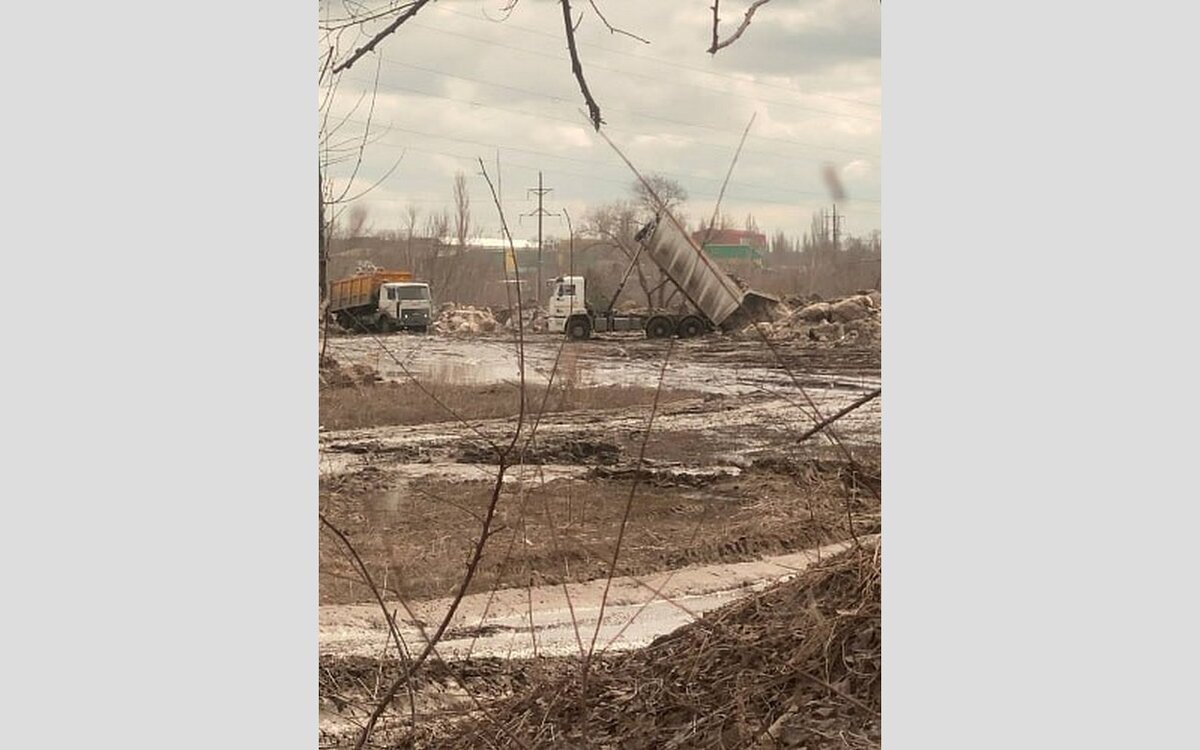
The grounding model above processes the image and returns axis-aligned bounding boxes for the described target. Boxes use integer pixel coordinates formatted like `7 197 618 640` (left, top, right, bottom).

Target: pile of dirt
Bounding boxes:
434 304 500 335
456 437 622 465
497 304 549 334
319 355 380 389
587 461 741 487
450 540 881 749
767 292 881 346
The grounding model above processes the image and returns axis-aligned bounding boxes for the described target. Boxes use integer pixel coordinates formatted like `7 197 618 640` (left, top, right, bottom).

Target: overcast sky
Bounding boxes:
320 0 880 244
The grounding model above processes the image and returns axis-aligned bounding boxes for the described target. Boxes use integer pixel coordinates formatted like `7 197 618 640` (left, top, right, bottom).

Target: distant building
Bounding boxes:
438 237 539 251
690 228 767 250
690 228 768 268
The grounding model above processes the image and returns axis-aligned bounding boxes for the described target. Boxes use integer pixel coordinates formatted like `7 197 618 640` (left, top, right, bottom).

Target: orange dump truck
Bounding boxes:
328 270 433 333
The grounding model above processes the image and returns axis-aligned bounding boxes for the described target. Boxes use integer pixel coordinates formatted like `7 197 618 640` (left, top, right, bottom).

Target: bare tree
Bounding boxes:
585 200 660 310
402 203 421 269
453 171 472 250
423 209 450 242
631 173 688 216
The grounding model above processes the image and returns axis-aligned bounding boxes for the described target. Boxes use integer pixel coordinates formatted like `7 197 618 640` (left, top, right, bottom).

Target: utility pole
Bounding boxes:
823 205 845 250
524 172 556 294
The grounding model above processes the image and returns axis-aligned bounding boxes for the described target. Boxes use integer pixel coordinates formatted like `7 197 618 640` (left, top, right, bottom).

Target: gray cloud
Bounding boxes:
320 0 880 241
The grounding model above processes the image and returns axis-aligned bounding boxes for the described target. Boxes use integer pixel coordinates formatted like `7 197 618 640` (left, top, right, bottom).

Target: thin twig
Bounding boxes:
319 515 418 729
351 459 515 749
588 0 651 44
579 337 676 743
701 111 757 249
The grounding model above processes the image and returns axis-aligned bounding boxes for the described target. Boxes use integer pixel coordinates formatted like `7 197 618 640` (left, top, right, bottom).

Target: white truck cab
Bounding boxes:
379 282 433 332
547 275 586 333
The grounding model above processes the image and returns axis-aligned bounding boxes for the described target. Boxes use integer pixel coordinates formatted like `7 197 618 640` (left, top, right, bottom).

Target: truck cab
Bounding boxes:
379 282 433 332
547 275 587 334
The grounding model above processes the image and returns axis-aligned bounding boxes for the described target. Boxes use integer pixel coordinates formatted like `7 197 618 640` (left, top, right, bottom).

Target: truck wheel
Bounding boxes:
646 316 674 339
378 318 394 334
678 316 705 338
567 316 592 341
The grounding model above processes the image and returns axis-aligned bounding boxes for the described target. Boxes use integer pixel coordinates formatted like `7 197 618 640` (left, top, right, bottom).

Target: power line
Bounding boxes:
523 171 560 291
338 74 877 159
338 78 876 167
428 4 881 109
400 20 881 126
324 139 881 215
369 44 880 125
329 114 881 205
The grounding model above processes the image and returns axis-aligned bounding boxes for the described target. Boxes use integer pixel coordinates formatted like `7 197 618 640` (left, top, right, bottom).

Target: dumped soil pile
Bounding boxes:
766 292 881 346
433 303 550 335
320 355 381 389
456 437 622 465
587 461 741 488
449 539 881 749
495 304 549 333
434 304 500 335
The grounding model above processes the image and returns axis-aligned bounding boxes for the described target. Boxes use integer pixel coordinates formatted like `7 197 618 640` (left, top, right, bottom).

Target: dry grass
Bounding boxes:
318 457 879 605
319 381 707 431
430 540 882 749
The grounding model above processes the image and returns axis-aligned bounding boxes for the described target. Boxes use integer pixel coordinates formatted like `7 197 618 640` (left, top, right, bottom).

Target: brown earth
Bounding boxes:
319 456 879 605
320 380 708 431
318 333 881 749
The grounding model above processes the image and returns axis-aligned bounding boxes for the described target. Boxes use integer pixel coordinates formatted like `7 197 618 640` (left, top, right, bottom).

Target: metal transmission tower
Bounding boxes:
824 204 846 250
523 171 559 294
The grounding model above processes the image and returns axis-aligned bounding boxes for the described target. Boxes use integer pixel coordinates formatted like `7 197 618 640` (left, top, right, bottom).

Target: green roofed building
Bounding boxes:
703 243 765 267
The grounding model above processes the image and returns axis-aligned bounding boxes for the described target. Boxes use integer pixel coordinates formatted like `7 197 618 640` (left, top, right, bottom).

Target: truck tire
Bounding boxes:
646 316 674 339
678 316 705 338
567 316 592 341
378 317 394 334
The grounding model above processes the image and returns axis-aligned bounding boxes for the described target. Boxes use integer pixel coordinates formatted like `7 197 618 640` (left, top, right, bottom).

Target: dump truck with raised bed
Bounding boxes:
548 215 778 340
328 270 433 333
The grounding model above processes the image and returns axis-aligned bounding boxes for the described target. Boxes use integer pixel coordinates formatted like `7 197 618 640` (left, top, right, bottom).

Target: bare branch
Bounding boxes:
477 157 529 445
481 0 522 23
319 514 418 728
561 0 603 130
710 1 720 52
333 0 436 75
320 1 420 32
708 0 773 54
796 388 882 445
332 53 385 205
588 0 651 44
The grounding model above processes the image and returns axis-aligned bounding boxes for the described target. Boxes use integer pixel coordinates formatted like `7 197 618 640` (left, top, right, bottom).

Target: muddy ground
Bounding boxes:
318 331 880 748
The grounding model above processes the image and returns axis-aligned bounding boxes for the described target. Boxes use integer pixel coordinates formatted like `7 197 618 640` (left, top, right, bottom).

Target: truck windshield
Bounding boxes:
557 284 576 297
388 286 429 300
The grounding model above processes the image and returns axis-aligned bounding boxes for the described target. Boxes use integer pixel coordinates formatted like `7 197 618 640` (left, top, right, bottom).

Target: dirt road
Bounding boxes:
320 538 862 661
